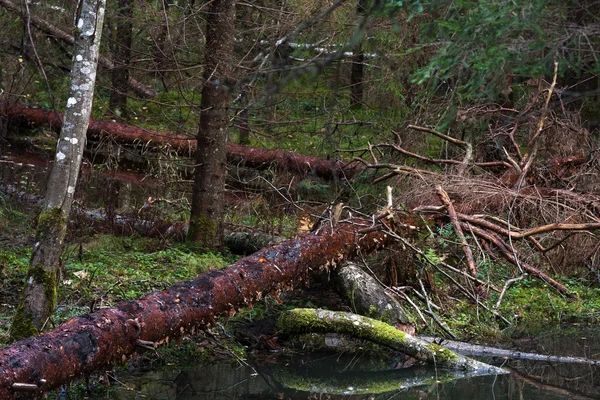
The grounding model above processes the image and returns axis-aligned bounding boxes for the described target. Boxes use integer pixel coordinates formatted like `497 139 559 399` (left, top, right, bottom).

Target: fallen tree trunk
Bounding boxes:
419 336 600 366
2 103 365 180
0 221 389 397
0 0 155 98
277 309 506 374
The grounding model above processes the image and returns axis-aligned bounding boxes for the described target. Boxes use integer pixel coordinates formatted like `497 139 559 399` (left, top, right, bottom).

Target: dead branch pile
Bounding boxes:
353 76 600 301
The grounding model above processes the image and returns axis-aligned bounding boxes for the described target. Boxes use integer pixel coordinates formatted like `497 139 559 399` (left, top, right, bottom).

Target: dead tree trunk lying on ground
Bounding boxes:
278 309 506 374
419 336 600 366
0 221 389 397
1 103 364 180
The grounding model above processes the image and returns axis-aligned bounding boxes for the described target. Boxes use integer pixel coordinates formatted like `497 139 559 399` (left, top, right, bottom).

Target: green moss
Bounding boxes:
277 308 409 347
10 304 39 340
29 265 58 315
424 342 459 363
9 265 58 341
188 214 217 248
36 207 66 240
37 207 65 228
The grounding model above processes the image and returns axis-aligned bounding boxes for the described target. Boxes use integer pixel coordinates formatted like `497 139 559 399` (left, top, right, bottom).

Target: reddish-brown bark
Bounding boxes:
0 222 390 397
2 103 365 180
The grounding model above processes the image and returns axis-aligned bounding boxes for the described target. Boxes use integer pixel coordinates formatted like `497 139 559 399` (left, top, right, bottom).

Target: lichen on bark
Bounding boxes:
10 0 106 341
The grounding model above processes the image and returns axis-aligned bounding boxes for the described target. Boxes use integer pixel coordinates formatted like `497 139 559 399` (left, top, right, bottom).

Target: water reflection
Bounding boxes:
97 328 600 400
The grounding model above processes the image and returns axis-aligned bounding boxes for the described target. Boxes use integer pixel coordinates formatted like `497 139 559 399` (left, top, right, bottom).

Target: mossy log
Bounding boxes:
0 221 391 398
277 309 507 374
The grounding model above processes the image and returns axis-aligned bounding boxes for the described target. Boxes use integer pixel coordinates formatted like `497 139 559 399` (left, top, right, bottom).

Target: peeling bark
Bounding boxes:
0 222 391 397
1 103 365 180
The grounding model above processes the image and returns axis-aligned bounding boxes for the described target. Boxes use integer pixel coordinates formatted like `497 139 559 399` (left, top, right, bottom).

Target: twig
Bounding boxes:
407 125 469 149
494 275 525 311
418 279 457 339
519 60 559 182
381 225 499 291
436 185 478 276
463 222 575 298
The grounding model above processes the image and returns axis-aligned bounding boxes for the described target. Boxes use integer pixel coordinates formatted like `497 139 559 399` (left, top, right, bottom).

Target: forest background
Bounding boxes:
1 0 600 389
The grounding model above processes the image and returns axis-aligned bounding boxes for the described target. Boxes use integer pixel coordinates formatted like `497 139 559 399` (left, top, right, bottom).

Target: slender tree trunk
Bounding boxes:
109 0 133 118
10 0 106 340
349 0 367 108
0 60 6 139
188 0 235 251
238 85 251 145
153 0 171 91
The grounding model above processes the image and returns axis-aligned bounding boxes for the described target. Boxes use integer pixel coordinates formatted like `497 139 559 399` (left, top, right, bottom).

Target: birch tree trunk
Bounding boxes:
10 0 106 340
188 0 235 251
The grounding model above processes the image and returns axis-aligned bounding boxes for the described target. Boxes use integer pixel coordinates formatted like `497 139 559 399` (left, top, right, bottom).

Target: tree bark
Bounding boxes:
0 0 155 98
0 222 390 397
419 336 600 366
2 103 366 180
109 0 134 117
10 0 106 341
188 0 233 250
349 0 367 108
332 262 411 327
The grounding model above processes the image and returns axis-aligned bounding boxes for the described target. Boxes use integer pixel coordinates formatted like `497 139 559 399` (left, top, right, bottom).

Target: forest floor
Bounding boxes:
2 190 600 349
3 174 600 397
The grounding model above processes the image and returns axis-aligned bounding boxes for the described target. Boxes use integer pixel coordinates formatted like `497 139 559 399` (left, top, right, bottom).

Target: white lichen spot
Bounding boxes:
73 112 81 116
28 276 34 284
67 186 75 194
56 152 66 161
76 54 83 62
80 83 90 91
77 18 84 29
70 138 79 145
80 67 91 75
67 97 77 107
71 84 79 91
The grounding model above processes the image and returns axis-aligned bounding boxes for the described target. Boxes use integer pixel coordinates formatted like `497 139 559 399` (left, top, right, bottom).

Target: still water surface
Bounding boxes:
91 328 600 400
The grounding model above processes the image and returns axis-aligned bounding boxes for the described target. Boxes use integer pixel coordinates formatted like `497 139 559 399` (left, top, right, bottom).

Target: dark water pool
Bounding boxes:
82 327 600 400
